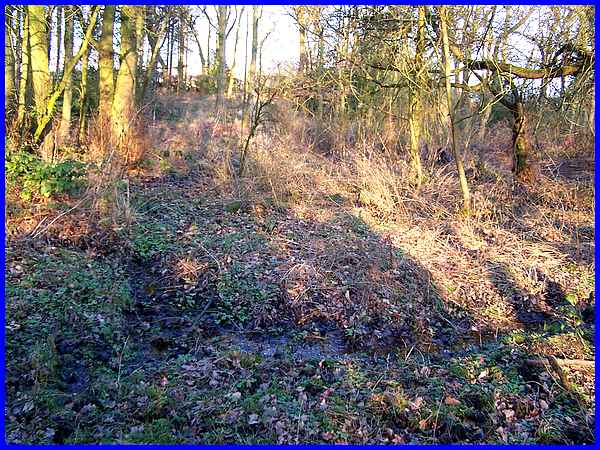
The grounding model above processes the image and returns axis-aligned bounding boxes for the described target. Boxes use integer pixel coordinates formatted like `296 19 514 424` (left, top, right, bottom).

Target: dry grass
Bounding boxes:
212 99 594 335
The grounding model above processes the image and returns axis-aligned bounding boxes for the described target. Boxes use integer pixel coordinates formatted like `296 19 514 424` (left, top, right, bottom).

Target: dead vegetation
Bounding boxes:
5 92 594 443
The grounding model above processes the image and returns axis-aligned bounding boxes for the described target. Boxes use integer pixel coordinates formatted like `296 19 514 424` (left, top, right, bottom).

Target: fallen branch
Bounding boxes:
524 357 595 369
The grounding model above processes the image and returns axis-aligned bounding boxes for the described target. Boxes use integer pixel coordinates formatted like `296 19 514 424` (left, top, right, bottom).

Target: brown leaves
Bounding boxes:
444 395 461 406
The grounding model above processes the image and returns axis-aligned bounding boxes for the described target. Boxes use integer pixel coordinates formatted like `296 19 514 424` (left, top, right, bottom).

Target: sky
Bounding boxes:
46 6 300 79
186 6 300 78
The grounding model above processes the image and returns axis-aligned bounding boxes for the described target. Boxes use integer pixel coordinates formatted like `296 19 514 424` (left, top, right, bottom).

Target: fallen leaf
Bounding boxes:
445 395 461 406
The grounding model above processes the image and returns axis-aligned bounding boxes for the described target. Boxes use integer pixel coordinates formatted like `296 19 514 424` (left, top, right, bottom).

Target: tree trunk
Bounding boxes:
249 6 259 88
216 6 227 110
188 19 206 75
135 6 145 96
142 16 168 101
177 9 185 94
99 5 115 122
477 92 491 142
46 6 52 61
168 19 174 79
510 100 533 180
297 7 308 73
16 8 30 129
78 43 89 144
28 5 53 159
15 6 21 85
57 6 73 146
54 6 61 83
32 7 99 149
111 5 139 156
440 6 471 211
207 25 211 70
408 6 426 188
5 6 15 117
227 9 244 98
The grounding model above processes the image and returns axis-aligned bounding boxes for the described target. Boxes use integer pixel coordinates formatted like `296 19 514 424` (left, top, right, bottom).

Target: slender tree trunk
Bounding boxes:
16 9 30 129
207 25 211 70
188 20 206 74
54 6 61 83
177 9 185 94
78 43 89 144
227 9 244 98
408 6 426 188
46 6 52 61
216 6 227 110
15 6 21 86
440 6 471 211
57 6 73 146
135 5 145 95
249 6 259 89
168 20 174 80
99 5 115 122
142 17 168 101
111 5 138 156
477 92 492 142
5 6 15 116
28 5 53 159
297 7 308 73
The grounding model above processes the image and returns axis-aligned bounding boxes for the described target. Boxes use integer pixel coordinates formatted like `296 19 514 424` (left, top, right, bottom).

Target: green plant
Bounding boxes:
6 151 86 201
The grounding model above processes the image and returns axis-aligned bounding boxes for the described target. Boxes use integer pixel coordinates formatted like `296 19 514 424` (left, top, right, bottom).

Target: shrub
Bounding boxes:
6 151 87 201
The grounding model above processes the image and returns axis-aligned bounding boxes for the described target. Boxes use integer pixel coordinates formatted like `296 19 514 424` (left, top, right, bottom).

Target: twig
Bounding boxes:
29 194 90 239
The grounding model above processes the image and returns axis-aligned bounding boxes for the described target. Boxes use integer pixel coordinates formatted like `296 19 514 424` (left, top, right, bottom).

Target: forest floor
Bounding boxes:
5 94 595 444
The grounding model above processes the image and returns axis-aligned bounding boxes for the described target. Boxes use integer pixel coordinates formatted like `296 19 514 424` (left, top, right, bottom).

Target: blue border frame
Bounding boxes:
0 1 597 448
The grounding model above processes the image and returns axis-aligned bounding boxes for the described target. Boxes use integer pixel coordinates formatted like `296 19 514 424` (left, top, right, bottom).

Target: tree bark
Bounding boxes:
216 6 227 110
28 5 53 159
177 8 185 94
510 100 533 180
111 5 139 152
78 42 89 144
227 8 244 98
32 7 99 150
249 6 260 88
16 8 30 129
408 6 426 188
296 7 308 73
440 6 471 211
98 6 115 122
142 13 168 100
135 6 146 95
54 6 61 83
5 6 15 116
57 6 73 146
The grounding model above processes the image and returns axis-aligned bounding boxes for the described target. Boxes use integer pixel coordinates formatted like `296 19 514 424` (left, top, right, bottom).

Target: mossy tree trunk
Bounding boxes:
78 42 89 144
510 99 532 179
32 7 99 154
98 6 115 122
28 5 53 159
407 6 426 188
111 6 139 157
